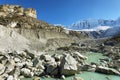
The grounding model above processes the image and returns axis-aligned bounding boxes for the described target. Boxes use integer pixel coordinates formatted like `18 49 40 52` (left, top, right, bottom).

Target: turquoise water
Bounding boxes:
22 52 120 80
84 52 108 64
67 71 120 80
22 72 120 80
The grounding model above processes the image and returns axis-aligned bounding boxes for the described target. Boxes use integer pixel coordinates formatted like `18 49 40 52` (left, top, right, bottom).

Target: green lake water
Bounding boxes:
22 52 120 80
84 52 108 64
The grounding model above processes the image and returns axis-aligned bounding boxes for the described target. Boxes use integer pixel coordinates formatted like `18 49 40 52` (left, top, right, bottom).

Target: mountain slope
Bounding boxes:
0 5 93 52
0 25 29 51
67 18 120 38
102 26 120 37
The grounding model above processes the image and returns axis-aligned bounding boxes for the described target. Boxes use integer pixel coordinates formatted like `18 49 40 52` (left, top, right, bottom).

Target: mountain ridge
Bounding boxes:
68 18 120 30
55 18 120 38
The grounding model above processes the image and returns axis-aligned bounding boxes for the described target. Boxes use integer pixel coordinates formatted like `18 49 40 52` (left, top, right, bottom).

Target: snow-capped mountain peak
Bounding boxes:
80 26 111 31
68 18 120 31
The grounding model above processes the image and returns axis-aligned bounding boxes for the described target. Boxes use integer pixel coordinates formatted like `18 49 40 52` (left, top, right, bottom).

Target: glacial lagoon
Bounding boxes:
22 52 120 80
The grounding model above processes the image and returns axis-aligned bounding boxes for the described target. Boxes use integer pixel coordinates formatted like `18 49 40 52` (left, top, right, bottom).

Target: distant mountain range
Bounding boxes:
68 18 120 30
56 17 120 38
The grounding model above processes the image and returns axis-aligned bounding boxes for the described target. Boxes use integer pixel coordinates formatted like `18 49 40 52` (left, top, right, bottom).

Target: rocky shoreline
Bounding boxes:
0 49 120 80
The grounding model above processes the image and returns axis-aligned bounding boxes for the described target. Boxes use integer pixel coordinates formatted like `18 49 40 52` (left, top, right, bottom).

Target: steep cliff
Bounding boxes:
0 5 91 52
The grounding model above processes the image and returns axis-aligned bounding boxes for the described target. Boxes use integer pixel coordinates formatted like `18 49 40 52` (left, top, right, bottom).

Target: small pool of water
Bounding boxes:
84 52 108 64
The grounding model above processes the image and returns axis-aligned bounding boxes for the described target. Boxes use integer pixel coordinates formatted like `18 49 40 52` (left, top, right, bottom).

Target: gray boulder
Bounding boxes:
71 52 87 65
5 59 15 74
45 56 57 74
31 67 44 76
109 59 120 70
0 76 4 80
96 66 120 75
73 76 84 80
72 52 87 60
60 54 79 76
40 54 52 62
7 75 14 80
40 54 57 74
20 68 34 77
32 58 45 76
13 67 21 80
0 63 5 75
52 54 63 62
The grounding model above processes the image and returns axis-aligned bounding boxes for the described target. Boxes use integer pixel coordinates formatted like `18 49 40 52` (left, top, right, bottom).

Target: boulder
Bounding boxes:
32 59 45 76
20 68 33 77
16 50 27 58
72 52 87 60
96 66 120 75
1 73 8 79
109 60 120 69
0 63 5 75
13 67 21 80
32 57 44 70
35 62 45 70
5 59 15 74
14 57 21 63
81 64 94 71
15 62 25 68
7 22 17 28
60 54 79 76
32 68 44 76
33 57 40 67
61 75 65 80
40 54 57 74
33 76 41 80
24 50 35 59
45 57 57 74
0 76 4 80
81 63 96 72
7 75 14 80
25 60 33 67
52 54 63 62
50 68 59 76
1 57 8 65
71 52 87 65
40 54 52 62
73 77 84 80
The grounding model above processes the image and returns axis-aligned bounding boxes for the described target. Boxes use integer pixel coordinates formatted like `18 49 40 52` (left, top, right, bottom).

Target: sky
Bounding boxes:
0 0 120 25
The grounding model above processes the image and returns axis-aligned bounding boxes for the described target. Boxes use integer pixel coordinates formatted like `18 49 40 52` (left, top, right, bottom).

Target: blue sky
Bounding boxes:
0 0 120 25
